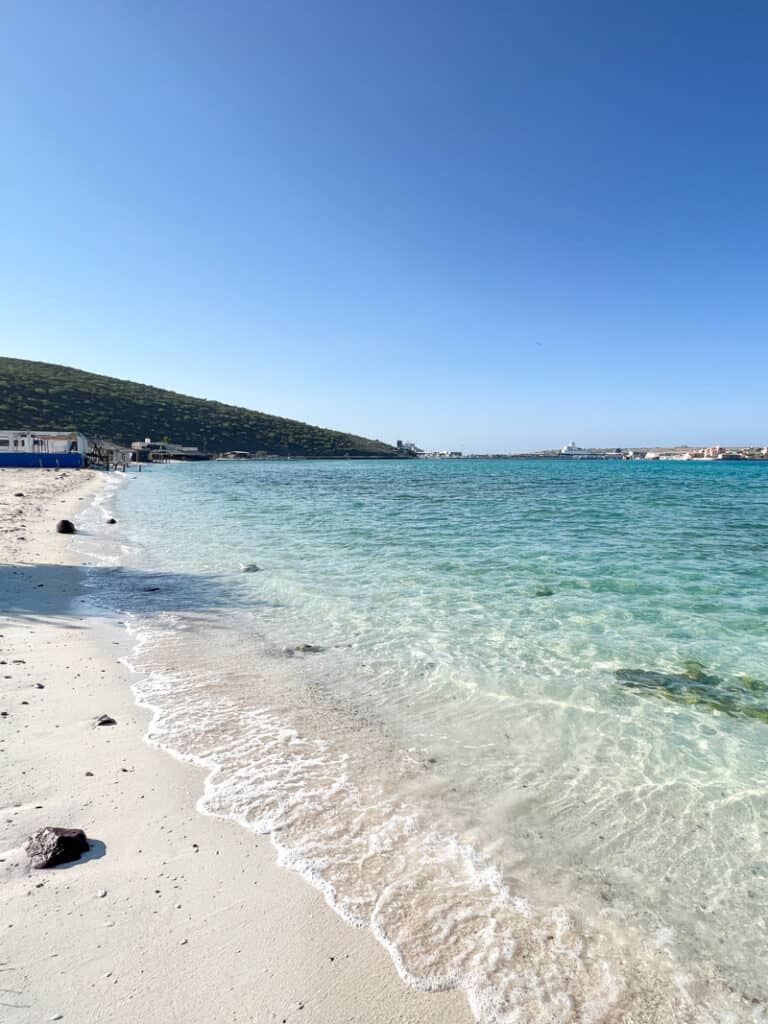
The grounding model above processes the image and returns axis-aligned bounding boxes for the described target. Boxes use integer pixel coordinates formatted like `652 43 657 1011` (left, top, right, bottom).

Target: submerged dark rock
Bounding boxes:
534 586 554 597
615 664 768 724
56 519 75 534
142 586 160 592
25 826 89 868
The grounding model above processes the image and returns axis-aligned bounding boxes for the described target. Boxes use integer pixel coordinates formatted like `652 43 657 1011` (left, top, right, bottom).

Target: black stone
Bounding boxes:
106 518 117 525
24 826 90 868
95 713 117 726
56 520 76 534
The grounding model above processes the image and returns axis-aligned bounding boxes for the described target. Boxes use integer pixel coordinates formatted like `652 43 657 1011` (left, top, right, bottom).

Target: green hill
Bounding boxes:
0 357 406 458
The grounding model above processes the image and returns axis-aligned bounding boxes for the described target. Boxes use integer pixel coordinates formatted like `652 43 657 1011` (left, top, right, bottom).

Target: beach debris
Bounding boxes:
55 519 75 534
292 643 324 654
14 491 24 497
24 826 89 868
34 683 45 689
94 714 117 727
85 771 94 776
98 889 107 898
106 518 117 525
239 563 260 572
615 664 768 724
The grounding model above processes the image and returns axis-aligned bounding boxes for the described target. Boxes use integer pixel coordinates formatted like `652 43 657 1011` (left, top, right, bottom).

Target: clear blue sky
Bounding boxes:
1 2 766 452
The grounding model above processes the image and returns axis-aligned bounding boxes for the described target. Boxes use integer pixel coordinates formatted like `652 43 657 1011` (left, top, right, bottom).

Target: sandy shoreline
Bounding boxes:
1 468 470 1024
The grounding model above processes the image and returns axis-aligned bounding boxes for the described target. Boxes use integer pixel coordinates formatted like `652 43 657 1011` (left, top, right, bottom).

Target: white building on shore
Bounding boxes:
0 430 90 467
559 442 622 459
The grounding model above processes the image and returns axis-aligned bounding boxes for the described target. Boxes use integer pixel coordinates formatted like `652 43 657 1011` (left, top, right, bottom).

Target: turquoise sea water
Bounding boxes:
79 459 768 1022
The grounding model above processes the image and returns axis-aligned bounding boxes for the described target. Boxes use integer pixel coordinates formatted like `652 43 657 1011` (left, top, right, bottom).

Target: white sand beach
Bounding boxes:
0 468 470 1024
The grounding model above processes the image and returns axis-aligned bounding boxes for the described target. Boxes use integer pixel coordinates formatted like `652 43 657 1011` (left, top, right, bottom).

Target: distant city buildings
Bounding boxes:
531 442 765 461
642 446 756 461
398 439 767 460
419 450 464 459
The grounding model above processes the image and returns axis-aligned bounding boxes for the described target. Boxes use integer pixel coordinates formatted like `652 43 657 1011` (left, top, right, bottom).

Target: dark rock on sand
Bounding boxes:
106 517 117 525
14 492 24 497
95 713 117 726
25 826 90 868
56 519 76 534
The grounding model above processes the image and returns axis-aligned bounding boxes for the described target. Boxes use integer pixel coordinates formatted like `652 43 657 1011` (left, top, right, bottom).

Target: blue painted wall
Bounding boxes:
0 453 85 468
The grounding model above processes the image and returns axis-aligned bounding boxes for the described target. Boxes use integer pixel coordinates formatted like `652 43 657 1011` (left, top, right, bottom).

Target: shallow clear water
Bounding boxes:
78 459 768 1022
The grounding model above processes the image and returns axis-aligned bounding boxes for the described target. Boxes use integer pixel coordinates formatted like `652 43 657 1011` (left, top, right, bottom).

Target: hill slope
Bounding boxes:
0 358 404 458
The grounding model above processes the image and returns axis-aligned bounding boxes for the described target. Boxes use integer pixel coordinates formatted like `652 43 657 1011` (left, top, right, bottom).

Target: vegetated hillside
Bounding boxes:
0 358 405 458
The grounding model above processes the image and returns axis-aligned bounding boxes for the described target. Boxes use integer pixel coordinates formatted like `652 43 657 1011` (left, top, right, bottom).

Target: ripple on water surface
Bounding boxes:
75 460 768 1022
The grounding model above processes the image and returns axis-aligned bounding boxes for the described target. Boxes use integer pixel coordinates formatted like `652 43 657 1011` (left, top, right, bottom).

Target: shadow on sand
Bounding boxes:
0 563 275 625
51 838 108 869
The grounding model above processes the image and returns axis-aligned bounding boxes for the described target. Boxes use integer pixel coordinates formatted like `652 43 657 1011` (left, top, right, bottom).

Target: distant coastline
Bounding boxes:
417 444 768 462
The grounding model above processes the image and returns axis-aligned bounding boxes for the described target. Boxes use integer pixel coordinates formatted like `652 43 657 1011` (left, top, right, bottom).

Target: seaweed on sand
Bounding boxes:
614 664 768 724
